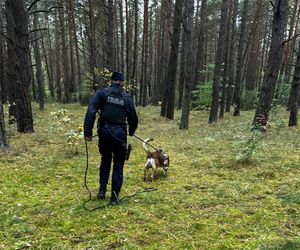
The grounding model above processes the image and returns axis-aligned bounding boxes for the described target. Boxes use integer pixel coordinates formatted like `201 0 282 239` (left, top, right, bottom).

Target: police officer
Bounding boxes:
84 72 138 205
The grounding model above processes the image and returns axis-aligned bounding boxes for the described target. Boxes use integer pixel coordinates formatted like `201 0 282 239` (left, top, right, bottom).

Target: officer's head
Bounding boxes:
111 72 125 85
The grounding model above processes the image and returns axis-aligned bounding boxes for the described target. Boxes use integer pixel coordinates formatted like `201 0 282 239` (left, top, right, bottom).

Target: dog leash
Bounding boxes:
83 136 158 212
132 134 161 151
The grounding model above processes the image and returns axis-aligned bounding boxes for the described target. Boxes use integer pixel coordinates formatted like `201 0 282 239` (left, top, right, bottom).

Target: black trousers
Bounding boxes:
98 125 127 195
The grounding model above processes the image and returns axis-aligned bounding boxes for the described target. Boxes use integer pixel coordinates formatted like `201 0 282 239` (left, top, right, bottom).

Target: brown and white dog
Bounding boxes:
143 138 169 181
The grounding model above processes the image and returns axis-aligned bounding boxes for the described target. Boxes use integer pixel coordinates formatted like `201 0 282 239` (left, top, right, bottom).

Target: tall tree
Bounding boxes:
193 0 207 86
179 0 195 129
54 8 62 101
288 40 300 126
225 0 238 112
141 0 149 106
119 0 125 73
244 0 264 109
253 0 289 128
131 0 138 98
33 2 45 111
161 0 184 119
107 0 115 71
59 0 71 102
209 0 228 124
233 0 249 116
68 0 82 98
0 13 7 103
219 0 233 119
177 32 186 110
6 0 34 132
0 85 8 149
88 0 97 90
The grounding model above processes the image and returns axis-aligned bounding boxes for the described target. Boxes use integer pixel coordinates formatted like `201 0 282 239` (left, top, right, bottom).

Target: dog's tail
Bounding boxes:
143 138 154 155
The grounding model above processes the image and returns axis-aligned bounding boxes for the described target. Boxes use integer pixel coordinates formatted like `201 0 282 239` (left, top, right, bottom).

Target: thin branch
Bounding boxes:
0 32 14 45
29 6 63 15
30 28 47 33
27 0 42 12
282 33 300 46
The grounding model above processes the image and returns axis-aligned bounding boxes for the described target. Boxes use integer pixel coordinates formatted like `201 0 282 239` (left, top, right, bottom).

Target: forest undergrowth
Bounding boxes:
0 103 299 249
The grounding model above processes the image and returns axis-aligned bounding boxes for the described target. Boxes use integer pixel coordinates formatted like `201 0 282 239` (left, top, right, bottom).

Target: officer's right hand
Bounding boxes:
85 136 93 142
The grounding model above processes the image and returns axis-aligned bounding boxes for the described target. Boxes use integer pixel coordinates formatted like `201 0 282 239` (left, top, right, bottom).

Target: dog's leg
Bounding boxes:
144 160 150 181
151 160 156 181
144 166 147 181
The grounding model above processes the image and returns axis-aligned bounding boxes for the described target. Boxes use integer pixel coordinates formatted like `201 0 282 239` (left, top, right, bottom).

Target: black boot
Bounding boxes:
97 186 106 200
110 191 120 205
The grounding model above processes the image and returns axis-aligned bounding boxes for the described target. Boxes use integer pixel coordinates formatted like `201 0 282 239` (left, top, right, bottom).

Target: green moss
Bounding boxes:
0 104 299 249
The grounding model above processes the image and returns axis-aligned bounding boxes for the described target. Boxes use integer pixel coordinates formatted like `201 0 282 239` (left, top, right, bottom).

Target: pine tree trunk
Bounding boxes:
131 0 138 98
193 0 207 86
125 0 132 83
33 3 45 111
179 0 195 129
59 0 71 102
0 93 8 149
177 32 186 110
44 12 55 99
55 9 62 101
281 0 299 76
219 0 233 119
107 0 115 71
244 0 264 109
209 0 228 124
119 0 125 73
0 16 7 104
141 0 149 107
288 40 300 126
225 0 238 112
88 0 97 90
6 0 34 132
161 0 184 119
233 0 249 116
253 0 289 128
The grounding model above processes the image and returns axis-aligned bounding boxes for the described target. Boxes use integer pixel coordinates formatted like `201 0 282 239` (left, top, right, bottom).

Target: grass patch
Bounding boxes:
0 104 299 249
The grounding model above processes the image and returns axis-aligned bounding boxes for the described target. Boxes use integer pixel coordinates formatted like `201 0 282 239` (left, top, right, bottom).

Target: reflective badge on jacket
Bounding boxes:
107 96 125 106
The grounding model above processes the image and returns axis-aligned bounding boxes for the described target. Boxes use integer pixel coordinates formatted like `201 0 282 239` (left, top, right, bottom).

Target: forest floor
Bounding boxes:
0 103 299 249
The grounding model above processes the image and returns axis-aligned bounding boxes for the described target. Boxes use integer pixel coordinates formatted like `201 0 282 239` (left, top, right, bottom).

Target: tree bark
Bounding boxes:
0 85 8 149
177 32 186 110
193 0 207 86
253 0 289 128
0 15 7 104
33 2 45 111
59 0 71 102
88 0 97 90
54 9 62 101
119 0 125 73
179 0 195 129
107 0 115 71
161 0 184 119
288 40 300 126
131 0 138 98
233 0 249 116
6 0 34 132
141 0 149 107
225 0 238 112
209 0 228 124
44 11 55 99
219 0 233 119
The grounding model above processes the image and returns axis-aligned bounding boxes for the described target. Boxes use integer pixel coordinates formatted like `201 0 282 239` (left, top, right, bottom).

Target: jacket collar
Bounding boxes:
111 83 122 90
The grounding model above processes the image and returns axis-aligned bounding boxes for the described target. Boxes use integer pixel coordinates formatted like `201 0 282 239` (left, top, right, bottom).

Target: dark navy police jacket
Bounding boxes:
84 83 138 137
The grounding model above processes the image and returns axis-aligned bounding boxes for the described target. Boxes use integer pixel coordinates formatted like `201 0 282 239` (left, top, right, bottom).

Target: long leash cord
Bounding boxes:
83 137 158 212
